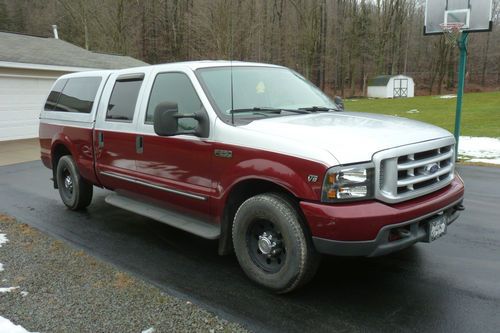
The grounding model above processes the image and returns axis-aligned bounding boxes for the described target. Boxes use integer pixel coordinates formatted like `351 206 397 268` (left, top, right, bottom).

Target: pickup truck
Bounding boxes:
39 61 465 293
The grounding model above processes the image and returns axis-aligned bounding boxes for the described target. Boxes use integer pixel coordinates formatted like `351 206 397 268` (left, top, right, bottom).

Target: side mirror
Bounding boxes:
334 96 344 111
154 102 209 137
154 102 179 136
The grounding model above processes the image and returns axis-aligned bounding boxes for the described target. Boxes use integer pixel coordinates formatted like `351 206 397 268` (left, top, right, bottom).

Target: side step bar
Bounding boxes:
105 193 220 240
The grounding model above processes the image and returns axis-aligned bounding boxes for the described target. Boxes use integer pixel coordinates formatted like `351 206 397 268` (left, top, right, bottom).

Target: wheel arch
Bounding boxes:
218 178 309 256
51 142 73 189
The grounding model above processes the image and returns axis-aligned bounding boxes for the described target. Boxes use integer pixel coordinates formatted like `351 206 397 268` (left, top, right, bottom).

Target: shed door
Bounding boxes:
393 78 408 98
0 75 55 141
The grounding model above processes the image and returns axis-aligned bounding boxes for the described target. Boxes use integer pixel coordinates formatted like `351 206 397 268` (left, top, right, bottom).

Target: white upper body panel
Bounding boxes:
40 61 454 167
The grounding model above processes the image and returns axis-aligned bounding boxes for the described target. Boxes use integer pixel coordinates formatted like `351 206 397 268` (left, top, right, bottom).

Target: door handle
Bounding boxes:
136 135 143 154
98 132 104 148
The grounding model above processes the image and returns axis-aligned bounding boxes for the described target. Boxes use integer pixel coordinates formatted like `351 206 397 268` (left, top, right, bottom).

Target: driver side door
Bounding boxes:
135 71 215 221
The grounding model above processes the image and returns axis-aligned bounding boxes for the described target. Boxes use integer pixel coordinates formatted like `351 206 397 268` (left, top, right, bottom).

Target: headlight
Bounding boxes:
321 163 375 202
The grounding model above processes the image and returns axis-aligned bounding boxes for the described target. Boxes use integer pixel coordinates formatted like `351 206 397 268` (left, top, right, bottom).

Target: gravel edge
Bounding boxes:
0 213 248 333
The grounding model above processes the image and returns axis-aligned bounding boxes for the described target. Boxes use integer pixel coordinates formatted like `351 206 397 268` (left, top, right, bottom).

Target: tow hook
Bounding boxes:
455 203 465 211
396 228 411 238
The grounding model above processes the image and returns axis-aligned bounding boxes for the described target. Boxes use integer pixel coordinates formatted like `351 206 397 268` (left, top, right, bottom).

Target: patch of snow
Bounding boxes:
439 94 457 99
142 328 155 333
21 291 29 297
0 263 3 272
406 109 419 114
0 233 8 247
0 316 36 333
0 286 19 293
459 136 500 165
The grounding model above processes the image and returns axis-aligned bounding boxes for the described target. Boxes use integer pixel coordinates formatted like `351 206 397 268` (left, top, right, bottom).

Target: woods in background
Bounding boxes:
1 0 499 97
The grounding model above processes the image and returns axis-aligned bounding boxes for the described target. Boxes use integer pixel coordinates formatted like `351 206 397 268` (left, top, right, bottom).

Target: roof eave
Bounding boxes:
0 61 101 72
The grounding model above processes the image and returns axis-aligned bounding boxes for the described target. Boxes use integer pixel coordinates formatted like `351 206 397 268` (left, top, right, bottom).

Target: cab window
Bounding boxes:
145 72 203 131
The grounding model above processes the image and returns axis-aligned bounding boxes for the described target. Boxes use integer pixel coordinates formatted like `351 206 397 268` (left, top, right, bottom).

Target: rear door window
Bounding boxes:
106 75 144 122
53 77 102 113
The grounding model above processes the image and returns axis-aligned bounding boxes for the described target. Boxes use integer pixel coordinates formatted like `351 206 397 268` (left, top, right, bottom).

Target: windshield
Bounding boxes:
196 66 337 121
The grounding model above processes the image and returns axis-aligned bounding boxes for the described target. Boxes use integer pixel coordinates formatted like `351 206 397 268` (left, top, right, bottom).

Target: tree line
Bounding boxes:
1 0 499 97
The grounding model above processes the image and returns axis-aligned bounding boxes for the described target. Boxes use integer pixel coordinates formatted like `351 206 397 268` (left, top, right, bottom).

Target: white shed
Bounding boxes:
0 31 147 141
367 75 415 98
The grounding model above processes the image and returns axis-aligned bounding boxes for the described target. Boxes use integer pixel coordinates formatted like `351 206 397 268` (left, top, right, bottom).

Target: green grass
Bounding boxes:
344 91 500 138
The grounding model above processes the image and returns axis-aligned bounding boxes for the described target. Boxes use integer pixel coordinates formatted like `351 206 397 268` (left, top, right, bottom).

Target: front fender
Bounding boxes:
212 144 328 217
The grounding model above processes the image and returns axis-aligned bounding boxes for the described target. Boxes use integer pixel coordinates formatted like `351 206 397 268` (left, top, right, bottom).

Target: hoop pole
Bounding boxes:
454 31 469 160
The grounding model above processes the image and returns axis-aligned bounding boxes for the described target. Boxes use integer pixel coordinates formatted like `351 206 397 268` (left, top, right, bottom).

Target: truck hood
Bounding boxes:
242 112 453 165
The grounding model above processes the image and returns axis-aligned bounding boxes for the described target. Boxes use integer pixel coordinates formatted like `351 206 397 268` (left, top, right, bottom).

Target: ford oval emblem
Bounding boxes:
424 163 439 175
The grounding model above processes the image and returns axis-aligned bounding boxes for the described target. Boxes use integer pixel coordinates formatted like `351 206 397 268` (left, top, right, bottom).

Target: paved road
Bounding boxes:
1 161 499 332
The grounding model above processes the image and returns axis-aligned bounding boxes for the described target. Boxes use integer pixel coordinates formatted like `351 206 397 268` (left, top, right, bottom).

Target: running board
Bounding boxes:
105 193 220 240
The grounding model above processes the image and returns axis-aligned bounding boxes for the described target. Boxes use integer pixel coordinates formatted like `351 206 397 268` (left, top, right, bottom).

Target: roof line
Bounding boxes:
0 30 48 38
0 61 101 72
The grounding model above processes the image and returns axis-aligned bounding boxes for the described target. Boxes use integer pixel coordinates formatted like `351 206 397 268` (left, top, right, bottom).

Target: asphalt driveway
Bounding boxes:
0 161 499 332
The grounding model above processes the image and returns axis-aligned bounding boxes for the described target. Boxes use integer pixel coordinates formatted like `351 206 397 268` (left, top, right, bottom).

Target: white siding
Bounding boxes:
367 86 388 98
0 74 56 141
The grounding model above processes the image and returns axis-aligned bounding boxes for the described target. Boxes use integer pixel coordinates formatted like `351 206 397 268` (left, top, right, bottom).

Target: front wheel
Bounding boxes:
232 193 320 293
56 155 93 210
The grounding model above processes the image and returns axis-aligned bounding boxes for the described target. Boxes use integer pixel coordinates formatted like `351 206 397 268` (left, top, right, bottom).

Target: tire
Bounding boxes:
232 193 320 293
56 155 93 210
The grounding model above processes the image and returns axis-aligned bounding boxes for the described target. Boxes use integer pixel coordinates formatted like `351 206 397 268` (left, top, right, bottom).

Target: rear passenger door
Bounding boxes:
94 71 147 193
135 70 214 220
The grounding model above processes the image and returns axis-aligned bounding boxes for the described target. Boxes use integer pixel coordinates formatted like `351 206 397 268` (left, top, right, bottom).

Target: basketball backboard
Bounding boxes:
424 0 493 35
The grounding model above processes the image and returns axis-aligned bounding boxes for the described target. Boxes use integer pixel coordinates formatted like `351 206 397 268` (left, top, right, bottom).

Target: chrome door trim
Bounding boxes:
100 171 207 201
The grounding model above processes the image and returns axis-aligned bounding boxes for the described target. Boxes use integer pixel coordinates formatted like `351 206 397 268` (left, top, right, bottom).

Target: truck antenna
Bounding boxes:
230 4 235 125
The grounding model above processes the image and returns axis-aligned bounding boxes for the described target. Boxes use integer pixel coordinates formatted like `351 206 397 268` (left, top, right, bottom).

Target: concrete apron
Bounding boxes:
0 138 40 166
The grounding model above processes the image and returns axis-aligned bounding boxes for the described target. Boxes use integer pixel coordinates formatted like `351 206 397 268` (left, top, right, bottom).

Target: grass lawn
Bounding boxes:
344 91 500 138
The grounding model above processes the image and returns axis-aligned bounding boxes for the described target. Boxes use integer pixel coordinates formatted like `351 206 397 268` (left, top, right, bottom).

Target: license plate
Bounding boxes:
428 215 447 242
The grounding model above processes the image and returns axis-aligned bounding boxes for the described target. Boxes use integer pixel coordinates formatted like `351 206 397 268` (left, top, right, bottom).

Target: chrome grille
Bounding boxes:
374 137 456 203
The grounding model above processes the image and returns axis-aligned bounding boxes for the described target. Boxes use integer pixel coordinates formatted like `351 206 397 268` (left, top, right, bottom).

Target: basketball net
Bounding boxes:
440 23 465 46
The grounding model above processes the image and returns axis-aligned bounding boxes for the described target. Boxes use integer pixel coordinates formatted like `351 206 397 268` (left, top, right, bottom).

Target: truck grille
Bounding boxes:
374 138 455 203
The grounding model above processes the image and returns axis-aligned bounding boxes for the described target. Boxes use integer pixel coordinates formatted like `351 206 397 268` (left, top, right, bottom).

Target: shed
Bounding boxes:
0 31 148 141
367 75 415 99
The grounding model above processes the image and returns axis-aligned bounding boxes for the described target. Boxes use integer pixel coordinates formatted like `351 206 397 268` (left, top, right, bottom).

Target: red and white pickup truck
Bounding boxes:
39 61 464 293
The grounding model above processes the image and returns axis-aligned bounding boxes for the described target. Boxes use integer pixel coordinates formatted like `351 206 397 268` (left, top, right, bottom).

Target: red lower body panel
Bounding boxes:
301 176 465 242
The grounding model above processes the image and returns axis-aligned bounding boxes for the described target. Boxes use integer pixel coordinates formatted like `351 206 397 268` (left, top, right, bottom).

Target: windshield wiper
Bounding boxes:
229 107 309 115
298 106 337 112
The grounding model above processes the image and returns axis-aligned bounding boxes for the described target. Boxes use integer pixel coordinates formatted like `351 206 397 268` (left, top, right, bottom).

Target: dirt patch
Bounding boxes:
113 272 135 289
0 213 16 223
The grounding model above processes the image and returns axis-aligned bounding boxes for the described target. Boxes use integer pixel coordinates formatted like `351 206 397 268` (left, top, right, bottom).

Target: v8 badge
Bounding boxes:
307 175 319 183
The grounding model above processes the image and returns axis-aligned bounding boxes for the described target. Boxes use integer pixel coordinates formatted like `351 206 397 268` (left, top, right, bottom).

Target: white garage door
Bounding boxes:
0 75 56 141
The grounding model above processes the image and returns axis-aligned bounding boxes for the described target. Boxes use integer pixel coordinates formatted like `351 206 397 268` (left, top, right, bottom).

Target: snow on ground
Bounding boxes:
0 316 35 333
0 233 8 247
439 94 457 99
0 286 19 293
459 136 500 165
406 109 419 114
0 230 35 333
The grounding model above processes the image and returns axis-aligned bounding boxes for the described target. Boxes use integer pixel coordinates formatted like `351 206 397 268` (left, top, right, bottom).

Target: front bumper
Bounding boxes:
300 176 465 257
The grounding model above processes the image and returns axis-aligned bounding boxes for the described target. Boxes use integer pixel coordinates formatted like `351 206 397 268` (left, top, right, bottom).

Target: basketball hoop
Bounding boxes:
439 22 465 46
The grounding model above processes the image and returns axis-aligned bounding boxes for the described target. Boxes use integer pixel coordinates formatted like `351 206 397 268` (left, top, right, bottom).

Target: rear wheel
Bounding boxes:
56 155 93 210
232 193 320 293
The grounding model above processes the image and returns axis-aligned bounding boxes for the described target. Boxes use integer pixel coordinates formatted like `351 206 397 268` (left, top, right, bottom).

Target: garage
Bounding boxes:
0 31 147 141
0 72 57 140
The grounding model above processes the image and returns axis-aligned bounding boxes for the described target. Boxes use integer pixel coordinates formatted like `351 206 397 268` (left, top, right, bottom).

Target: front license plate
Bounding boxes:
428 215 447 242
